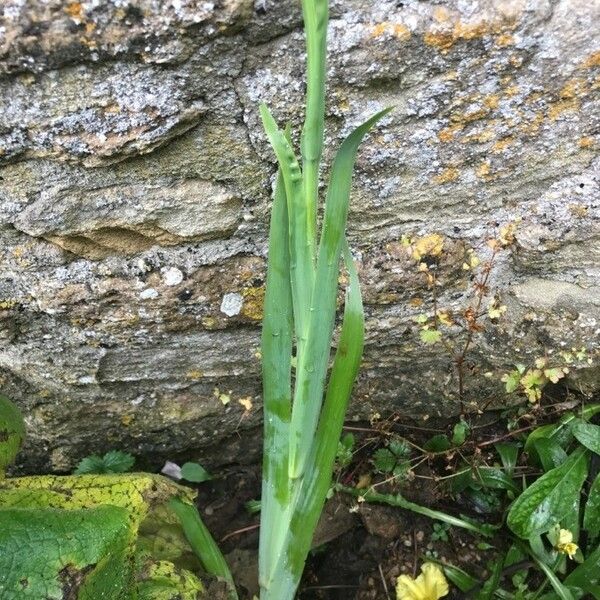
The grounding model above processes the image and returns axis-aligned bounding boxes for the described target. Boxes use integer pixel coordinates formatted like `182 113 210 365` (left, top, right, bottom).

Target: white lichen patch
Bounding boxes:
162 266 184 286
220 292 243 316
140 288 159 300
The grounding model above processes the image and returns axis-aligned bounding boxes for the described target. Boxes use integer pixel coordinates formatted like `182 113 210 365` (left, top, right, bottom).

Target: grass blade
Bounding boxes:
337 486 493 538
259 165 294 589
289 108 392 479
259 104 314 351
169 497 238 599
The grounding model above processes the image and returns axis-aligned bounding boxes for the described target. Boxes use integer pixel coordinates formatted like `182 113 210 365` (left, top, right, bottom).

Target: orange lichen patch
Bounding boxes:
519 112 544 135
461 125 497 144
433 7 452 22
509 54 524 68
412 234 445 260
121 414 134 427
393 24 411 40
437 123 463 142
370 22 411 41
581 51 600 69
548 99 580 120
476 160 491 179
65 2 83 20
483 94 500 110
559 78 586 99
433 167 460 184
85 22 96 34
376 292 400 304
495 33 514 46
569 203 589 218
371 23 388 38
450 107 488 124
492 137 513 153
453 21 489 41
504 85 520 97
241 286 264 320
578 136 595 149
424 12 519 54
186 370 204 380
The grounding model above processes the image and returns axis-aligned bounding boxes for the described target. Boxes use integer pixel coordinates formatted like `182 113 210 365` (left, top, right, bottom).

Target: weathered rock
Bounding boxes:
0 0 598 473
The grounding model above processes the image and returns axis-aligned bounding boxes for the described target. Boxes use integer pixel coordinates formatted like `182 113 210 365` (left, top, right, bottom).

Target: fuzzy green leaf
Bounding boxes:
74 451 135 475
372 449 396 473
507 448 588 538
420 329 442 344
572 419 600 454
180 463 211 483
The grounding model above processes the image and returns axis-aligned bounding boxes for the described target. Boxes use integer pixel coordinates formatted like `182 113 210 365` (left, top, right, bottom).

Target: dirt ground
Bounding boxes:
191 386 593 599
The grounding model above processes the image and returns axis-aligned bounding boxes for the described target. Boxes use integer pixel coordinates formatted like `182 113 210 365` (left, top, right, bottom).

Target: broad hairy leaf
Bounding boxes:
572 419 600 454
0 505 133 599
532 437 568 472
507 448 588 538
75 450 135 475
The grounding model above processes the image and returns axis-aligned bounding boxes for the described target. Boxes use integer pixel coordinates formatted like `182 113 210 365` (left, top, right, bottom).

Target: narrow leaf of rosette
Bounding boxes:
259 104 314 347
169 497 238 600
258 164 294 589
289 108 392 479
263 240 364 600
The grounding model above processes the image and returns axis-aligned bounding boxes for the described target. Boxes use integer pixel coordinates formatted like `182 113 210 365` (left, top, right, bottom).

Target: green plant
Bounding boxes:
373 437 412 477
179 462 212 484
0 395 237 600
436 403 600 599
74 450 136 474
257 0 390 597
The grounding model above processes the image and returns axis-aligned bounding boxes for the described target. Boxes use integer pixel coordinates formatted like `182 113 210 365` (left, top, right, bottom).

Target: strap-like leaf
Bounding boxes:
258 158 294 589
288 108 392 479
260 239 364 598
259 104 314 348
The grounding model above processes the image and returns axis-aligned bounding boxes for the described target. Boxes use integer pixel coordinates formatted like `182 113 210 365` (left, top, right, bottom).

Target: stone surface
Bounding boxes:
0 0 598 473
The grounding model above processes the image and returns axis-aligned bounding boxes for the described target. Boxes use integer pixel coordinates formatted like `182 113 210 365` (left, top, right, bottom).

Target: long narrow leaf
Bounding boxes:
259 164 294 589
260 239 364 598
289 108 392 479
169 497 238 599
338 485 493 538
259 104 314 349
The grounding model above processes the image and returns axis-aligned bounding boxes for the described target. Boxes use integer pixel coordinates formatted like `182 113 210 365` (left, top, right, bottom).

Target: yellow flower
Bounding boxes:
396 563 449 600
556 529 578 559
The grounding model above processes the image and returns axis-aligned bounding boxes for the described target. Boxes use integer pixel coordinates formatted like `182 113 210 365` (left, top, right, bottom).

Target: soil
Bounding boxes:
190 386 594 599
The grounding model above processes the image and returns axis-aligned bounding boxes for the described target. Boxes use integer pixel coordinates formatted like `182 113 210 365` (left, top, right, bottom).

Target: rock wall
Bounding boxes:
0 0 598 472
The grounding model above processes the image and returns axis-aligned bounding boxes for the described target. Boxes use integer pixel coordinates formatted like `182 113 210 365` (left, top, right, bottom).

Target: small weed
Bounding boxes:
74 450 135 474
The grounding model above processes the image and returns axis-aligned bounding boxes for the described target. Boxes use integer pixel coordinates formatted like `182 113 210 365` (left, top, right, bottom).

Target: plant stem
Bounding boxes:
301 0 328 254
